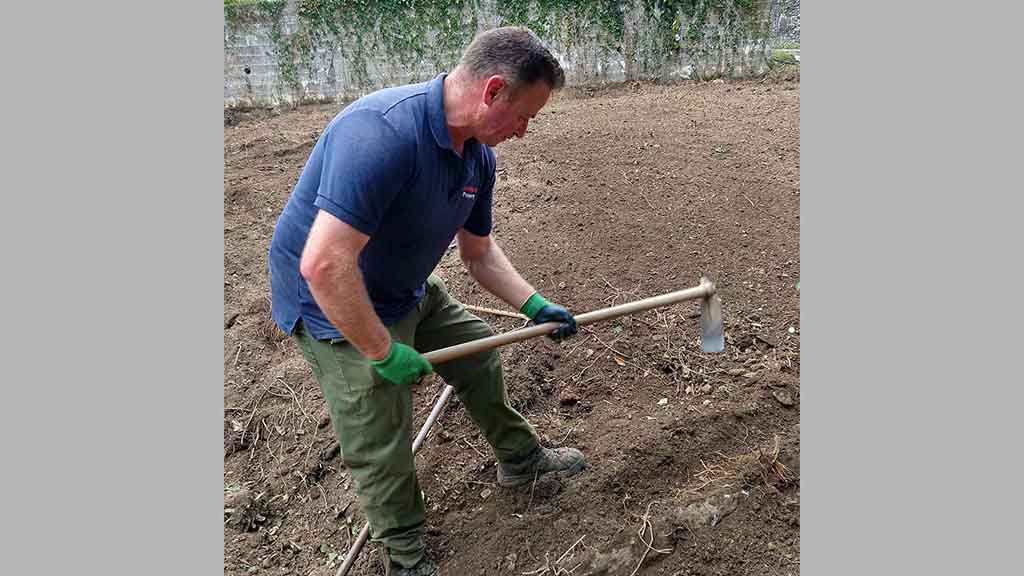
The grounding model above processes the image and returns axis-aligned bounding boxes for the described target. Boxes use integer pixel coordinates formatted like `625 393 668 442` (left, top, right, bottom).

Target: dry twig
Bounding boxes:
556 535 586 565
461 437 487 458
240 385 271 446
556 424 578 446
520 552 552 575
276 377 311 425
581 327 631 359
638 189 656 210
302 425 320 468
317 482 330 513
563 334 593 359
526 467 541 513
630 501 673 576
741 192 774 218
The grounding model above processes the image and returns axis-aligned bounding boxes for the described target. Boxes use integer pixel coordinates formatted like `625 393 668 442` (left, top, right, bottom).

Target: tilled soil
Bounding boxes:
224 76 800 576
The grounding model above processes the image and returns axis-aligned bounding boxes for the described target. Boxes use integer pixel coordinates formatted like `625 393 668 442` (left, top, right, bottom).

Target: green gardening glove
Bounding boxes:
369 341 433 385
520 292 578 341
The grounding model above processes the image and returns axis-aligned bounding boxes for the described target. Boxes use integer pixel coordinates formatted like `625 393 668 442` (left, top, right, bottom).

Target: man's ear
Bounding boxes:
482 75 507 106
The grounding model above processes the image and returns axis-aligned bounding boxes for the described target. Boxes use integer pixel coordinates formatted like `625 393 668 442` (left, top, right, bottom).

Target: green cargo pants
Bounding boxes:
293 274 540 568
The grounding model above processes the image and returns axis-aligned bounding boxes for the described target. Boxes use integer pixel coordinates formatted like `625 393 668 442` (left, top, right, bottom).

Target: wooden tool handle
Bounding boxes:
424 279 715 365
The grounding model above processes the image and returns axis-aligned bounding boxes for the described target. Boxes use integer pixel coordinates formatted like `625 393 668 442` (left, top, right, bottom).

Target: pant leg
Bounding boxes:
413 275 540 462
293 319 425 569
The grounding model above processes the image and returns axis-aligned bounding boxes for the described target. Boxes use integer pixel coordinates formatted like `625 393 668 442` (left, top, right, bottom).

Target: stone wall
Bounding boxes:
224 0 797 108
773 0 799 44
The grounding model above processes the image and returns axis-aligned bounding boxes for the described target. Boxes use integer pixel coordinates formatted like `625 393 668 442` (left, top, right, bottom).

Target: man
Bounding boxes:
268 27 584 576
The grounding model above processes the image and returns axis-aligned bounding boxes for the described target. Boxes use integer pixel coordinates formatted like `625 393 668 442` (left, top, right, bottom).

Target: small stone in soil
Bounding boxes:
559 392 580 406
772 389 796 406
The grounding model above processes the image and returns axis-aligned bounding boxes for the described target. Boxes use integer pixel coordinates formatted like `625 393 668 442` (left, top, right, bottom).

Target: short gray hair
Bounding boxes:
459 26 565 93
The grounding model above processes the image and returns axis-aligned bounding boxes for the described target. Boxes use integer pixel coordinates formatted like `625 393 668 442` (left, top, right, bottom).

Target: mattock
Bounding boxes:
336 277 725 576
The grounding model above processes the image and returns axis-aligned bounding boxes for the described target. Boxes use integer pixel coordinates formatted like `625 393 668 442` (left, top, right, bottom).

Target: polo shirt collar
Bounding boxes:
427 73 454 152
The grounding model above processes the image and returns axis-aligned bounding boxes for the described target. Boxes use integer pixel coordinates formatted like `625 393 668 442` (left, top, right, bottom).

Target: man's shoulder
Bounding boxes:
322 81 430 147
344 81 431 120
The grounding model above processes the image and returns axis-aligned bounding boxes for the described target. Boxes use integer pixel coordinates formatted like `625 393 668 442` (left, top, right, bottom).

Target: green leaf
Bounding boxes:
612 324 623 334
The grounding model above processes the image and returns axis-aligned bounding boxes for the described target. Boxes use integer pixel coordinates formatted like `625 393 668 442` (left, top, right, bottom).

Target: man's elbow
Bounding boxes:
299 252 319 284
459 237 492 267
459 248 489 273
300 250 336 288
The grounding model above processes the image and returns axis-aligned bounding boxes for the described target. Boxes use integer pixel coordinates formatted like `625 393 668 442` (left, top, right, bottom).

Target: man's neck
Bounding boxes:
443 72 475 155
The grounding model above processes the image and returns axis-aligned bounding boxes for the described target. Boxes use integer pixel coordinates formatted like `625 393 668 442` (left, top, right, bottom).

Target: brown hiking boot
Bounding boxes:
496 446 586 487
383 556 438 576
379 546 439 576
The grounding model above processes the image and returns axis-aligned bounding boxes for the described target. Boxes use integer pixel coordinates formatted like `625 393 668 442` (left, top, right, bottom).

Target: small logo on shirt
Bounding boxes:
462 185 478 199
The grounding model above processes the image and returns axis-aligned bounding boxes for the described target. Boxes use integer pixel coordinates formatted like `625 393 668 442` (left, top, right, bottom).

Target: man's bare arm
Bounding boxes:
300 210 391 360
456 229 536 310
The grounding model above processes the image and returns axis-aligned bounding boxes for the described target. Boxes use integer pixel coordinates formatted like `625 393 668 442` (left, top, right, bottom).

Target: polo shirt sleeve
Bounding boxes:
313 110 414 237
463 145 495 237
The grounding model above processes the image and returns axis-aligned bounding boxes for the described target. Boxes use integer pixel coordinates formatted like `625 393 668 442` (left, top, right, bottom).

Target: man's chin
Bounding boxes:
480 134 511 147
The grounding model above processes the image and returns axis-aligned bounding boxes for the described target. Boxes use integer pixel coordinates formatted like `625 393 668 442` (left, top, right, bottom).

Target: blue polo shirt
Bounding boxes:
268 73 496 340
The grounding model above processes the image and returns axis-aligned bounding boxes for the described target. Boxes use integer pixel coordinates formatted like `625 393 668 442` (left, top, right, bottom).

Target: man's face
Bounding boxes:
476 76 551 146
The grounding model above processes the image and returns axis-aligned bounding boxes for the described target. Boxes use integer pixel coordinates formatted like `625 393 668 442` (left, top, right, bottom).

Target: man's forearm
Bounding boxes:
463 240 536 310
306 260 391 361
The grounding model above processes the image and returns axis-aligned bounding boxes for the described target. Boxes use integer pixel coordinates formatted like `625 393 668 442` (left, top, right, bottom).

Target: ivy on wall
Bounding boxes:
494 0 625 46
226 0 477 97
224 0 770 105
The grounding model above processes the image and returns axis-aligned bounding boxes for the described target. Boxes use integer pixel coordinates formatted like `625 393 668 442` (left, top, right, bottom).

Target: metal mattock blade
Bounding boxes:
700 294 725 353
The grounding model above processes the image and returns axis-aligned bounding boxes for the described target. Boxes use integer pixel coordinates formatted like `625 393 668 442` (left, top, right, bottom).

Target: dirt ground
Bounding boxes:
224 74 800 576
